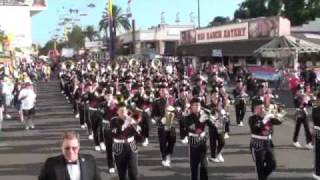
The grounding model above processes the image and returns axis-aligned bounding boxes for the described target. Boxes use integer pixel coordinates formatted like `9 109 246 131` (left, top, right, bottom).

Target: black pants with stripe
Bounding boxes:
250 138 276 180
315 129 320 176
293 116 312 144
209 125 225 158
189 138 208 180
103 122 114 169
114 143 138 180
235 103 246 125
158 127 176 160
89 109 103 146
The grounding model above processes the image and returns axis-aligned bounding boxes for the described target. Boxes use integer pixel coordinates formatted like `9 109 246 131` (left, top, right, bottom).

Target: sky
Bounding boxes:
31 0 244 46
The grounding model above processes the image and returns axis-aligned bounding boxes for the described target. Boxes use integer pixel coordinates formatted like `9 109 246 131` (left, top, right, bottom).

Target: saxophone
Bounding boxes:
161 105 176 130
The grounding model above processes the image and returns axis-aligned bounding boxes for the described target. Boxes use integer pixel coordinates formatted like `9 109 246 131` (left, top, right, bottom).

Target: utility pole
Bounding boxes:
132 19 135 54
197 0 200 28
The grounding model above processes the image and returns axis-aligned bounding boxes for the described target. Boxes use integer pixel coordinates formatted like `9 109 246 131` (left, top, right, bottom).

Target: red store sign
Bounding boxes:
196 22 249 43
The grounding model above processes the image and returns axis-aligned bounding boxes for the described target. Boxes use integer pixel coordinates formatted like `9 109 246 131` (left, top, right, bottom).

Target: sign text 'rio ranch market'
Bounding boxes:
196 22 249 44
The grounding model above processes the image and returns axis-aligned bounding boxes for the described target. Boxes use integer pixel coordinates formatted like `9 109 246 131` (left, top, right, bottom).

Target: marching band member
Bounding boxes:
312 93 320 179
233 79 247 126
292 85 313 149
78 81 90 129
175 86 190 144
130 83 151 146
102 87 117 174
111 102 141 180
151 83 176 167
88 83 106 151
251 84 266 113
218 84 231 139
192 76 207 105
184 97 212 180
72 77 81 118
249 99 282 180
207 87 226 163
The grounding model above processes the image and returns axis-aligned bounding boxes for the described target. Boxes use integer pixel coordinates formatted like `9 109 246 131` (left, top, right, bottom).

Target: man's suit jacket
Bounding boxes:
38 154 101 180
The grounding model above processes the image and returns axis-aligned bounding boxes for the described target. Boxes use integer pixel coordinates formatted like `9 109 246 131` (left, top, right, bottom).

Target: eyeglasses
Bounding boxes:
64 146 79 151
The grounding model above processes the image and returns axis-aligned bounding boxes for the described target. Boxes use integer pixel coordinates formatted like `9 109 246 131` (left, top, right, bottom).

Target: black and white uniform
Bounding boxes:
233 87 247 125
293 95 312 144
185 111 211 180
130 92 151 142
249 114 281 180
206 102 226 160
102 99 117 170
151 97 176 162
88 93 104 146
312 104 320 177
175 98 189 140
111 116 140 180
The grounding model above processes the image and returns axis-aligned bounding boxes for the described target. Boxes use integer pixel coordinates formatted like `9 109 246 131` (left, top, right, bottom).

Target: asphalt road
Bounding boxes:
0 80 316 180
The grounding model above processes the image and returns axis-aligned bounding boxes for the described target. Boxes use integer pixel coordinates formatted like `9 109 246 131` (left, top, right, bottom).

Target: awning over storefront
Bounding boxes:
254 35 320 58
177 38 272 57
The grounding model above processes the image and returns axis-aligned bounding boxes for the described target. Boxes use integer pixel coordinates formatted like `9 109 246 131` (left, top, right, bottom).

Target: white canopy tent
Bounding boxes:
254 35 320 70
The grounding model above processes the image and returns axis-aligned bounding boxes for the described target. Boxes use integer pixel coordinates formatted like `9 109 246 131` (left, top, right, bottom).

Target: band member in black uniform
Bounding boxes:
233 79 248 126
101 87 117 173
79 81 90 129
185 97 212 180
312 93 320 179
88 82 105 151
249 99 282 180
251 84 265 113
72 78 81 119
111 103 141 180
151 84 176 167
207 87 226 163
292 85 313 149
130 83 151 146
175 86 190 144
192 76 207 106
218 84 231 139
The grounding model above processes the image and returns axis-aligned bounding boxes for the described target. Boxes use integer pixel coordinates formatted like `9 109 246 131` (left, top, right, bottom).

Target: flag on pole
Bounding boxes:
108 0 113 18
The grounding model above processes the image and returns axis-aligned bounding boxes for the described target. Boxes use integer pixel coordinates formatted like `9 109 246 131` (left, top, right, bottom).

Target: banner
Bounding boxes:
247 65 280 81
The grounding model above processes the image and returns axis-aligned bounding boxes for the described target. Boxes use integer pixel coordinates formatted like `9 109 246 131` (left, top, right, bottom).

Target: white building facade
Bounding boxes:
0 0 47 53
117 24 195 57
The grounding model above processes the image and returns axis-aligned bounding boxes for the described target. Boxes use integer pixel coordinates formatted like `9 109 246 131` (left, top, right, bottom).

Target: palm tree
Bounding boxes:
98 4 131 37
84 25 97 41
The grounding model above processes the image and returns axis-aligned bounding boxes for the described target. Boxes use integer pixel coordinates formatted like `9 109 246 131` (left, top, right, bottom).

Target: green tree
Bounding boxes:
67 25 85 50
207 16 231 27
98 4 131 37
234 0 268 19
39 40 55 55
283 0 308 25
267 0 283 16
84 25 97 41
234 0 320 26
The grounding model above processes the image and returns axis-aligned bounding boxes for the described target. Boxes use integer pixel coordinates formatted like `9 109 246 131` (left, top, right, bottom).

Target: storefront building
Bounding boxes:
177 16 291 67
117 24 195 58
